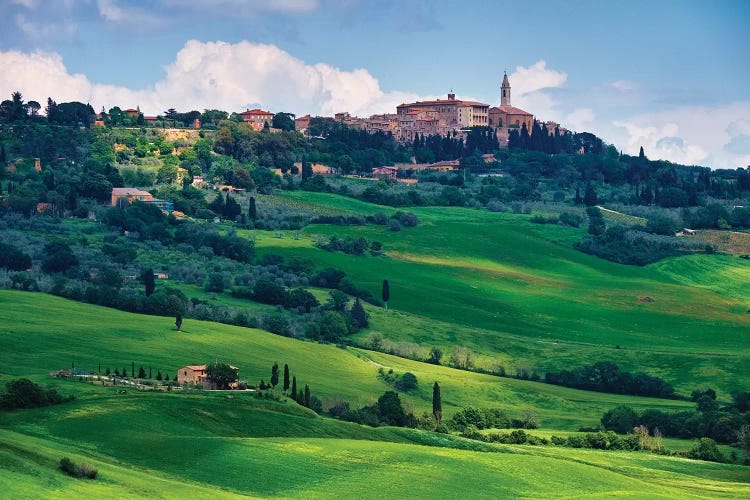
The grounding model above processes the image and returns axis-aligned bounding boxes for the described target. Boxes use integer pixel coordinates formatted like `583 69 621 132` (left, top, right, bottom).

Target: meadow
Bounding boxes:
1 302 749 499
244 191 750 395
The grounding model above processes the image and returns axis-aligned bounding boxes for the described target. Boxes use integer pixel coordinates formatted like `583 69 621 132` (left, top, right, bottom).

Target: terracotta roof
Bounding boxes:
241 108 273 116
112 187 152 196
490 106 532 116
398 99 489 108
185 365 207 371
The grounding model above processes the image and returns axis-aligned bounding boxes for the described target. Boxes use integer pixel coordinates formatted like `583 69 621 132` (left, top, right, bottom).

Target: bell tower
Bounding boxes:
501 71 511 106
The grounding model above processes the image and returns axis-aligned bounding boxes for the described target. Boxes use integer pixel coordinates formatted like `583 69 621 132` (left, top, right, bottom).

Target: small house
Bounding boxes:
177 364 239 389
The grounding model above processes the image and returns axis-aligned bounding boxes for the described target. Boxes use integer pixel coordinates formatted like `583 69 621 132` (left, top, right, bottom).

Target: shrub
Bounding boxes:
60 457 97 479
394 372 418 392
689 437 723 462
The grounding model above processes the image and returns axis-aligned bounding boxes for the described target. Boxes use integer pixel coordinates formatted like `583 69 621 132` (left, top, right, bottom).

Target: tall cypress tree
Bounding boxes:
141 268 155 296
304 384 311 408
248 197 257 220
381 280 390 310
301 156 312 181
270 363 279 388
432 382 442 424
283 364 290 393
291 375 297 400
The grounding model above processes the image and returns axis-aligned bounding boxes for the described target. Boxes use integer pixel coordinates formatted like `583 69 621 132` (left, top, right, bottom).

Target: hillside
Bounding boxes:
246 191 750 395
1 292 749 498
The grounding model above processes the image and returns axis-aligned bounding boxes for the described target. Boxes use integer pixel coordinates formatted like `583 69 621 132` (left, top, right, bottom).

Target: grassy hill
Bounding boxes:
245 191 750 395
0 296 748 498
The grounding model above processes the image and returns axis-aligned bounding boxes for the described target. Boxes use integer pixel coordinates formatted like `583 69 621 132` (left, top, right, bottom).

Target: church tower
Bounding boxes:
501 71 511 106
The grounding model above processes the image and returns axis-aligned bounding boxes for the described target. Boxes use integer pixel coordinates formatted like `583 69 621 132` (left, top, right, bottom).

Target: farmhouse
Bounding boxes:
111 187 154 206
372 166 398 180
177 364 239 389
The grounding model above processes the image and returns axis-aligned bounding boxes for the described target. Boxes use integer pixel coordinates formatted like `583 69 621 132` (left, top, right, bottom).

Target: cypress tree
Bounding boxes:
639 146 646 159
301 156 312 181
156 371 162 381
304 384 311 408
381 280 390 310
433 382 442 424
270 363 279 388
141 268 155 296
283 364 290 393
0 144 6 164
132 362 135 378
291 376 297 400
248 197 257 220
149 366 152 379
122 367 128 378
584 183 598 206
98 362 101 374
138 366 146 378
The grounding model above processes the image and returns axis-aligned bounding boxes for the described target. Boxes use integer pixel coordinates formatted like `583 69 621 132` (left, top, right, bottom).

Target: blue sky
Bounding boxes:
1 0 749 168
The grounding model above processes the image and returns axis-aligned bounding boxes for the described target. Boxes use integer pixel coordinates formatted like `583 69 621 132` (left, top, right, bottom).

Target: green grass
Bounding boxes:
0 290 695 429
249 192 750 394
1 291 748 498
1 392 748 499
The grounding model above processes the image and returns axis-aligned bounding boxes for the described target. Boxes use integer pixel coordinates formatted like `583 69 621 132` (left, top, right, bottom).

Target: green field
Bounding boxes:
246 191 750 395
0 292 748 498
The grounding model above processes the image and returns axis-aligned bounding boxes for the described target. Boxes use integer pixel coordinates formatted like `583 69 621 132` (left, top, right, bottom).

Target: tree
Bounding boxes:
291 375 297 400
601 406 638 433
349 298 368 329
205 362 238 389
381 279 390 310
156 371 163 381
432 382 442 424
132 362 135 378
0 144 6 164
301 156 313 181
247 197 258 221
283 364 290 393
428 347 442 365
584 182 598 206
304 384 311 408
689 437 723 462
270 363 279 388
175 314 183 331
41 242 78 273
377 391 406 426
272 112 295 131
141 268 155 296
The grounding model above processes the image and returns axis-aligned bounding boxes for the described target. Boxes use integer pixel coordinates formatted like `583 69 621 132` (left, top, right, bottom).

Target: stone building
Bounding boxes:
240 108 274 130
395 93 489 142
488 72 534 147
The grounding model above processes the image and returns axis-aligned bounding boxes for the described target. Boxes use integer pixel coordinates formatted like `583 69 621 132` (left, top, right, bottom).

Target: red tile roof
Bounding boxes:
241 108 273 116
490 106 533 116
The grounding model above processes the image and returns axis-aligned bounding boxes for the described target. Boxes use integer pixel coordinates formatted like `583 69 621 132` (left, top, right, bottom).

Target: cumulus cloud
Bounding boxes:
0 40 423 118
565 108 595 132
500 61 568 122
609 103 750 168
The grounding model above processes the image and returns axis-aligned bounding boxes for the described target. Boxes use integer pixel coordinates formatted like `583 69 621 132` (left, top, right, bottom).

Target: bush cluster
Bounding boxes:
59 457 97 479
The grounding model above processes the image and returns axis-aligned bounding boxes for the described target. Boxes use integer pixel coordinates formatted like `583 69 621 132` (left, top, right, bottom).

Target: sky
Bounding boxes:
1 0 749 169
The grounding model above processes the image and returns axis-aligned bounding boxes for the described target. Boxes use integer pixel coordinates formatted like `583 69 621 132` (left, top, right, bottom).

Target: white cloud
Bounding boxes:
0 40 423 118
10 0 37 7
609 102 750 167
97 0 163 27
15 13 78 43
172 0 318 14
611 80 636 92
565 108 594 132
500 60 568 122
